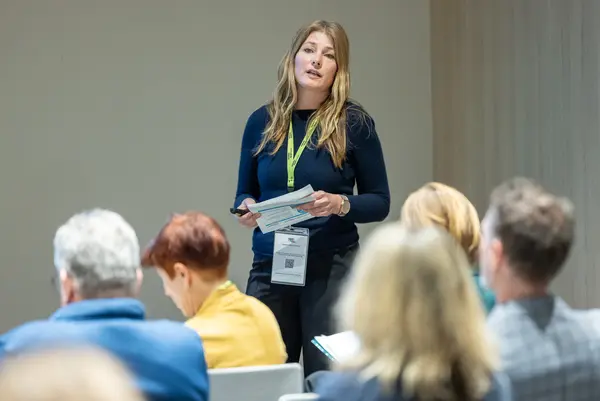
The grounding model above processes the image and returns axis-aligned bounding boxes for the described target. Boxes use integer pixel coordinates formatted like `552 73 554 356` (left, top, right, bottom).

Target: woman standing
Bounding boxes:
233 20 390 376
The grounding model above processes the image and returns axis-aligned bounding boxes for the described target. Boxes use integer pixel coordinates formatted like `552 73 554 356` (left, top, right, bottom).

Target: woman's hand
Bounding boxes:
297 191 343 217
237 198 261 228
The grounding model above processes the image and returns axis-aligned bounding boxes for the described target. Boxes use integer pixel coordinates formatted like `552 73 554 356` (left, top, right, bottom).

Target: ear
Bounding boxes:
173 262 192 287
59 269 76 305
133 268 143 295
490 238 504 272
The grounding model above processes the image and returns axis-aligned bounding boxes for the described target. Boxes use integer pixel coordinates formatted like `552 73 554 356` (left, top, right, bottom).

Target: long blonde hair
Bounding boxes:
336 224 497 401
255 20 364 168
401 182 481 265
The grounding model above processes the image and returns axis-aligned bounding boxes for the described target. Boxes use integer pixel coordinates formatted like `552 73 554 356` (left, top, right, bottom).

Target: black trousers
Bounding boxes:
246 243 358 377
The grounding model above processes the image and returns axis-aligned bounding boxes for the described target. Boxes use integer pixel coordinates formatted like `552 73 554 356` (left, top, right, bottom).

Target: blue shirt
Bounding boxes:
234 103 390 258
0 298 209 401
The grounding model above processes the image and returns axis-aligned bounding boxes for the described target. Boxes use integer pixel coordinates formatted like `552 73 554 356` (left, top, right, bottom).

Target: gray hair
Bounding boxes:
53 209 140 299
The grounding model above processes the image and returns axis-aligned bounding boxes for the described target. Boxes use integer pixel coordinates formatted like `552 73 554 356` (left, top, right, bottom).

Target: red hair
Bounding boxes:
141 211 230 278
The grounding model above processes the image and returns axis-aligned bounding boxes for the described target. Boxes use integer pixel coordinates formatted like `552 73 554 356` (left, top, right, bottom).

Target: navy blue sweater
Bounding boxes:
234 103 390 258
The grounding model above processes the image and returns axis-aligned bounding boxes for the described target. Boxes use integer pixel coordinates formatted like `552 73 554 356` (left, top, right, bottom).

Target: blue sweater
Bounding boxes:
234 103 390 258
315 370 512 401
0 299 209 401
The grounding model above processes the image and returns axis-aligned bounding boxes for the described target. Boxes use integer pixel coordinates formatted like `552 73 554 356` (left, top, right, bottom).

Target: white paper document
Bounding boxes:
247 185 316 234
311 331 360 363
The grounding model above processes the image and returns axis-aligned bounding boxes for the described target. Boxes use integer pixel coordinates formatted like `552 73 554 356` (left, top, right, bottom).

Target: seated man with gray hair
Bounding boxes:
0 209 209 401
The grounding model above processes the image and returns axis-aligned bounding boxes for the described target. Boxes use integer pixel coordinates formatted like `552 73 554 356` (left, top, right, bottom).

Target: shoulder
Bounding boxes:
0 320 50 344
241 105 270 148
245 105 270 128
486 306 519 346
145 319 204 345
126 320 209 397
315 371 362 401
315 371 388 401
244 294 284 331
137 320 208 369
486 302 520 330
344 100 378 143
0 320 87 356
578 309 600 335
197 290 279 330
139 319 206 349
1 320 48 337
563 306 600 344
121 319 206 360
346 101 375 128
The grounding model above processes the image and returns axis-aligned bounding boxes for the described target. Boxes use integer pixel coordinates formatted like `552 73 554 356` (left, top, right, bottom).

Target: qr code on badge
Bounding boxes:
285 259 295 269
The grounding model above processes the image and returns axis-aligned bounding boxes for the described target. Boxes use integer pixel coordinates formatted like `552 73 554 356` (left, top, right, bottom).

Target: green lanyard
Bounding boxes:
287 119 318 192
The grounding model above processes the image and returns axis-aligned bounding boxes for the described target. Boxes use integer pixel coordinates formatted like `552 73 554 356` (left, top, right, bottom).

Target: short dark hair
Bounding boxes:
488 177 575 283
141 212 230 278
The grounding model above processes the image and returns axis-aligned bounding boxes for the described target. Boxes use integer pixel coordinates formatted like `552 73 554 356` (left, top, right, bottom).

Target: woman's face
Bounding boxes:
294 31 337 93
156 267 195 318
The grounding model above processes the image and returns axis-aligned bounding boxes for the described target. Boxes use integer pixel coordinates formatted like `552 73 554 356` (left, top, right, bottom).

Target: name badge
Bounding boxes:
271 227 309 286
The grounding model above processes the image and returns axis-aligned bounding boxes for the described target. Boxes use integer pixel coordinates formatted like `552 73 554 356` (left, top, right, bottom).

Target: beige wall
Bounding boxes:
0 0 432 330
2 0 597 330
431 0 600 307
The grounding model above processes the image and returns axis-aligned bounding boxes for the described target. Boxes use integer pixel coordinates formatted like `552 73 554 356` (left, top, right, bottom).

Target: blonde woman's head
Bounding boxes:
337 224 496 401
0 347 145 401
401 182 481 265
256 20 368 169
278 20 350 109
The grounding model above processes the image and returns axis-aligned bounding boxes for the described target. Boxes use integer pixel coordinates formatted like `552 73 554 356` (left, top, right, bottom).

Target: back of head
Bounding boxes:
141 211 230 279
486 177 575 284
337 223 495 401
53 209 140 299
0 346 144 401
401 182 480 265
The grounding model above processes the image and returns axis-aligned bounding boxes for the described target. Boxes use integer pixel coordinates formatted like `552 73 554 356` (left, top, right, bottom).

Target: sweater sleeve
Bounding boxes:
233 107 266 208
344 112 391 223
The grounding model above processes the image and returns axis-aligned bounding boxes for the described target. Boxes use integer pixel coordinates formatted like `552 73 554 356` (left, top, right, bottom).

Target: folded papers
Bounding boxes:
311 331 360 363
246 185 316 234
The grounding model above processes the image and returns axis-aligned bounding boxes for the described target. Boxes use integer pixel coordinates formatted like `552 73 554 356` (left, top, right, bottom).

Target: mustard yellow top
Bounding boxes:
185 281 287 369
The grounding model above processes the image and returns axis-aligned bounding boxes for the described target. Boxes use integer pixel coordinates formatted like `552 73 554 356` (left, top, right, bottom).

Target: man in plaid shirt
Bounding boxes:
479 177 600 401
